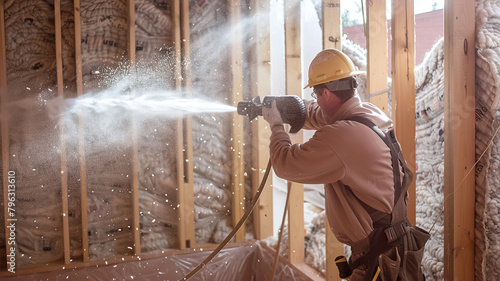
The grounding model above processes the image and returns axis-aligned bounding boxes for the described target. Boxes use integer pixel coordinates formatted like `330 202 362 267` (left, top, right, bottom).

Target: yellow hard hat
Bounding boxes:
304 49 364 89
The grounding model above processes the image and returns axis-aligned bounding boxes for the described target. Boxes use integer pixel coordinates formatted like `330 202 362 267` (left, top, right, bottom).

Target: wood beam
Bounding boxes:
54 0 71 265
0 0 6 93
126 0 141 256
173 0 186 250
322 0 341 50
322 1 343 280
391 0 416 224
74 0 90 262
284 0 304 264
229 0 246 242
367 0 388 113
127 0 136 63
250 0 273 240
443 0 475 280
1 0 11 270
175 0 195 249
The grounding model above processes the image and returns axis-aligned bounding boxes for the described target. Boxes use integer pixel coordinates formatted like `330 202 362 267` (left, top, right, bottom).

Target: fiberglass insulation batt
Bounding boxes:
1 0 252 267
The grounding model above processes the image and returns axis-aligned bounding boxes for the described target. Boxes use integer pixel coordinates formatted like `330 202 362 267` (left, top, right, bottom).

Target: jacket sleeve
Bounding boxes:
303 100 328 130
269 124 346 184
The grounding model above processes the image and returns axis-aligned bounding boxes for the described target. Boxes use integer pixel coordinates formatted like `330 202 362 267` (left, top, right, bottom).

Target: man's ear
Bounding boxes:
324 88 342 105
323 88 333 100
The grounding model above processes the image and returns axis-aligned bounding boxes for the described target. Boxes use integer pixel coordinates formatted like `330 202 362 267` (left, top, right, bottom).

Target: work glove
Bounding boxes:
262 100 284 128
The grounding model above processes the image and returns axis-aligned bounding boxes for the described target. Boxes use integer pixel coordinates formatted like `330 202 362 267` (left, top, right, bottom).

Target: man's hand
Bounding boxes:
262 100 284 127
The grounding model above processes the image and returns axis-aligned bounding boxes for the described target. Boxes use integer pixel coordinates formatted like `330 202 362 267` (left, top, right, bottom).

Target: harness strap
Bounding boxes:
344 116 414 278
347 116 413 224
348 116 406 207
384 218 410 243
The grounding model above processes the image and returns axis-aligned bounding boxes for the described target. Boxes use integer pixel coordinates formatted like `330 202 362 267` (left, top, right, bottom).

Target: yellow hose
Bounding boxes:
268 181 292 281
179 159 273 281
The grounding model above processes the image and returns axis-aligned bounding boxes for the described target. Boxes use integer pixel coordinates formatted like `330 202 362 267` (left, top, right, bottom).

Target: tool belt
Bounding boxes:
341 116 430 281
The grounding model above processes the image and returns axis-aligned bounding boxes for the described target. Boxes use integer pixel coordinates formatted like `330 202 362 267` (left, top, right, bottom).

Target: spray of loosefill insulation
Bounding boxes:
0 0 253 267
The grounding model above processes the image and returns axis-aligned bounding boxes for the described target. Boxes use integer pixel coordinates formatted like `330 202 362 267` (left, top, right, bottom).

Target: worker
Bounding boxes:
262 49 428 281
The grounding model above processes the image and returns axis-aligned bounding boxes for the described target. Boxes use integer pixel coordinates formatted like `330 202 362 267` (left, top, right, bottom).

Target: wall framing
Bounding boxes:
250 0 273 241
54 0 71 264
0 0 477 280
229 0 247 242
391 0 416 224
322 1 343 280
1 0 10 270
284 0 305 265
443 0 476 280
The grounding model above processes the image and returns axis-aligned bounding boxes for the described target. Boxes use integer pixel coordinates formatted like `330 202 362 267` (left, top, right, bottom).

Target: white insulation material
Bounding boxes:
475 1 500 280
1 0 251 266
414 37 445 281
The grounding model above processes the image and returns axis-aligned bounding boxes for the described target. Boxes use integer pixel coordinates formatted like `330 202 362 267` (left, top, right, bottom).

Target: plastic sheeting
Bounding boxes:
1 242 312 281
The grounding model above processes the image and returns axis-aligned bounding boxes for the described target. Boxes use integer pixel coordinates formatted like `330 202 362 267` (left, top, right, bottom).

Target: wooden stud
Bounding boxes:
1 0 11 270
249 0 273 240
127 0 136 63
184 0 196 249
322 2 343 280
443 0 475 280
229 0 246 242
367 0 389 113
131 121 140 256
391 0 416 224
54 0 71 265
73 0 89 262
0 0 6 93
74 1 83 98
182 0 195 247
325 220 344 281
175 0 195 249
127 0 141 256
284 0 304 263
172 0 186 250
322 0 341 50
173 0 186 249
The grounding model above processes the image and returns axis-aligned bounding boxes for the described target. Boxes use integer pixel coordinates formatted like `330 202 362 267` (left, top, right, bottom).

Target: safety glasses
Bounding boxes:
311 86 324 99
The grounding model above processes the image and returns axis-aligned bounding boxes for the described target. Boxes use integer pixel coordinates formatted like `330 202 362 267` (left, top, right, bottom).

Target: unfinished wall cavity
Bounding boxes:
0 0 254 270
413 37 445 281
189 0 248 244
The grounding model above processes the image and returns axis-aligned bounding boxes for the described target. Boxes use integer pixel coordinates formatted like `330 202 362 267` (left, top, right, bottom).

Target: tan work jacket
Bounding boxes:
268 95 395 245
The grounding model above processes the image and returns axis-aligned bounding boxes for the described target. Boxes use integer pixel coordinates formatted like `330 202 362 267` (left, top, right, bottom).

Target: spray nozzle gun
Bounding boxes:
237 95 306 134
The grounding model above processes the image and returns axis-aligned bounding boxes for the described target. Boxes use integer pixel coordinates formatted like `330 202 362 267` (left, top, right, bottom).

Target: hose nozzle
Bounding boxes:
237 95 306 133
